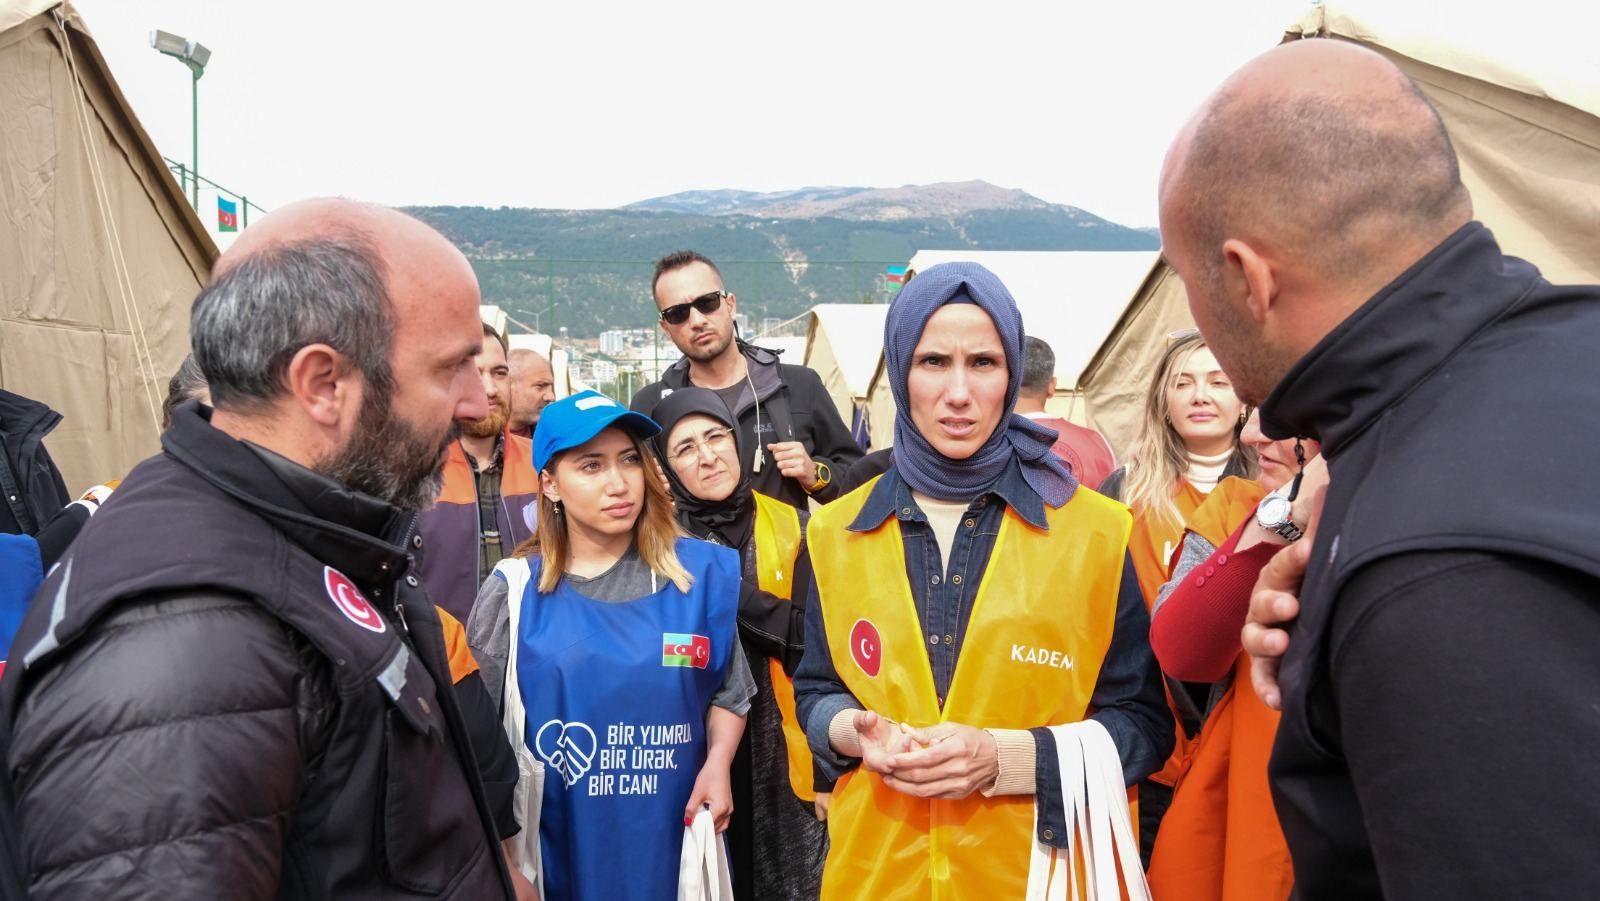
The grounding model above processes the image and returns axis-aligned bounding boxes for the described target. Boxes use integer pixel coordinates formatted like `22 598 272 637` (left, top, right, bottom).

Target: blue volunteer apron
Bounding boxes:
517 538 739 901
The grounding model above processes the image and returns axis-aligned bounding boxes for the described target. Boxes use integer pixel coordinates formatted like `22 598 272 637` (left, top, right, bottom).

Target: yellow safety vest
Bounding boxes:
750 491 818 802
810 477 1133 900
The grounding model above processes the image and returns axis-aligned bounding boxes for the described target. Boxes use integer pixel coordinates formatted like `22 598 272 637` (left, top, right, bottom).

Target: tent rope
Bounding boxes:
54 9 164 439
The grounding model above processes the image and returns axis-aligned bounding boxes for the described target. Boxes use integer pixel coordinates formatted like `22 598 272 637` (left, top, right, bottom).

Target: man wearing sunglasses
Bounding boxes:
630 250 863 511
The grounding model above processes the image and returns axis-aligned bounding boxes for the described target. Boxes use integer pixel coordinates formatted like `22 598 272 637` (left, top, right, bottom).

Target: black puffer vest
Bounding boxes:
1 403 513 900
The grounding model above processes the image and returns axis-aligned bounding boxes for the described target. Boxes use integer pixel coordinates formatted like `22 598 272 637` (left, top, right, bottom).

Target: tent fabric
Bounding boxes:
0 2 216 494
1076 261 1194 458
1077 2 1600 458
802 304 889 429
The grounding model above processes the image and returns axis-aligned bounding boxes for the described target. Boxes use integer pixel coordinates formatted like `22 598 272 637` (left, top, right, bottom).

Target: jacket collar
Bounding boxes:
1259 222 1542 456
661 339 786 402
849 456 1048 532
0 389 60 446
161 401 412 583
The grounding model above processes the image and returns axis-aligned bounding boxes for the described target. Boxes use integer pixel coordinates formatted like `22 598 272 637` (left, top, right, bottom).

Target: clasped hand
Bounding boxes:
853 710 998 801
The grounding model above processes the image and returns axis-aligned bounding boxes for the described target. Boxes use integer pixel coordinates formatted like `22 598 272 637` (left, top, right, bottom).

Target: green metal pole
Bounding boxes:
190 70 199 210
242 196 249 228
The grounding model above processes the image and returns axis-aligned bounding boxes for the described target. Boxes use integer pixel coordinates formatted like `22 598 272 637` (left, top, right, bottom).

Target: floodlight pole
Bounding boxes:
151 30 208 210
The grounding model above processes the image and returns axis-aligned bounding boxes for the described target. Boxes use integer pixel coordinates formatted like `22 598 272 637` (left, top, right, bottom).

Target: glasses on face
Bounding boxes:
669 426 736 467
659 290 728 326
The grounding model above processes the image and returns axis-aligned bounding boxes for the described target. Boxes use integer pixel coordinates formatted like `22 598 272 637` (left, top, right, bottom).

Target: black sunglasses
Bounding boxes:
659 290 727 326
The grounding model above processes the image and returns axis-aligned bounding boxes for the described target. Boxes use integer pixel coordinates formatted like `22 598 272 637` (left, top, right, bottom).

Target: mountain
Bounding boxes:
409 181 1157 339
633 180 1056 222
625 186 872 216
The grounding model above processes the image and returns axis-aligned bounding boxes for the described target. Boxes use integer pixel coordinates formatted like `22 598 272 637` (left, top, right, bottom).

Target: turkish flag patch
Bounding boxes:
849 618 882 678
324 566 387 634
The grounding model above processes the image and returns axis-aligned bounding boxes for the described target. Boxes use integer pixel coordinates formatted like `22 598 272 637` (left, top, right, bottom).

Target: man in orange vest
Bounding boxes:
415 323 542 622
793 262 1172 899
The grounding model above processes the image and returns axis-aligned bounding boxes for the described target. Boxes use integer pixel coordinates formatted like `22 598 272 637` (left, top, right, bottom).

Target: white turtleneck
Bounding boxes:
1184 447 1233 494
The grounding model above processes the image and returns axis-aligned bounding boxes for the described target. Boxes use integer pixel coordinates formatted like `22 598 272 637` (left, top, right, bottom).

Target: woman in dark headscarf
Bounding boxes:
791 262 1174 900
649 388 827 901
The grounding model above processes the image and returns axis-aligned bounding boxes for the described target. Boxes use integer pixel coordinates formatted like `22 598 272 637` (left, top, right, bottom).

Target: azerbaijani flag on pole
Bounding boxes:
218 197 239 232
662 632 710 668
885 264 908 292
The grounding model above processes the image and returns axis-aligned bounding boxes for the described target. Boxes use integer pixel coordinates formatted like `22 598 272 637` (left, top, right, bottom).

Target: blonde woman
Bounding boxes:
467 390 752 901
1097 330 1255 863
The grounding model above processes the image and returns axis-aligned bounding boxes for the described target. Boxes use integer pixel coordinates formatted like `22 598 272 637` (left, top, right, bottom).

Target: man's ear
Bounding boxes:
1046 376 1058 397
1222 238 1278 323
283 343 357 427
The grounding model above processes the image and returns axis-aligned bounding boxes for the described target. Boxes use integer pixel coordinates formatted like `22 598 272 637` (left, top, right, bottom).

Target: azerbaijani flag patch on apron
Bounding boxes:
662 632 711 668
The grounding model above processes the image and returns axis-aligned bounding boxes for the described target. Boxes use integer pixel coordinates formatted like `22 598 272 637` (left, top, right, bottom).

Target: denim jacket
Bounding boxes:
792 460 1173 848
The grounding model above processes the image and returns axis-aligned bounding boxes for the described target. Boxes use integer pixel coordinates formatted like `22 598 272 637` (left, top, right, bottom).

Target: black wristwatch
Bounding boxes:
1255 493 1304 543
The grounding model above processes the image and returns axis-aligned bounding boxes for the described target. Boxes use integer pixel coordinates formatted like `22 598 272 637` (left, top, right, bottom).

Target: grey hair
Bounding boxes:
1020 335 1056 396
161 353 209 429
191 233 395 410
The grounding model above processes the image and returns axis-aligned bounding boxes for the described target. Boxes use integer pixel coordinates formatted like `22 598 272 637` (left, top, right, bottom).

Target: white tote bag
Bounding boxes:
1025 720 1152 901
678 807 734 901
497 557 546 891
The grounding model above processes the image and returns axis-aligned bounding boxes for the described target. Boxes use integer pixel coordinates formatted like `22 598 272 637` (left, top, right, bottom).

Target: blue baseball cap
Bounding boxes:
533 390 661 472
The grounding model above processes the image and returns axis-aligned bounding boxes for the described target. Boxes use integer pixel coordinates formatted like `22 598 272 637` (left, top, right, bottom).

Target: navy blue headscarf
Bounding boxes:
886 262 1078 507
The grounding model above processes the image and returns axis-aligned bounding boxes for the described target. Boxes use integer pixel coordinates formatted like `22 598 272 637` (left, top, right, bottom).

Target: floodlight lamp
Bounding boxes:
150 29 187 56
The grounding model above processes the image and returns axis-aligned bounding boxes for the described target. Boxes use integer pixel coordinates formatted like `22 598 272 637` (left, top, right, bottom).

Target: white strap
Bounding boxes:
678 808 732 901
1025 721 1151 901
498 558 534 742
494 558 543 888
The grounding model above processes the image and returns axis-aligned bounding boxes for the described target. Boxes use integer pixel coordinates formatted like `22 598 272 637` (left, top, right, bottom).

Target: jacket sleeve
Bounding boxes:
735 547 812 675
452 671 520 839
6 590 335 901
788 367 864 503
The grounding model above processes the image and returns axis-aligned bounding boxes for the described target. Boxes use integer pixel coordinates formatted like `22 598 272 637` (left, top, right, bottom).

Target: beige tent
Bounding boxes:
802 304 889 440
1078 0 1600 456
1 1 216 493
863 250 1158 451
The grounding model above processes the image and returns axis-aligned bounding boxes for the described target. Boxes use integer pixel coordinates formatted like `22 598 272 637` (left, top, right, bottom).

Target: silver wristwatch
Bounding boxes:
1255 493 1304 542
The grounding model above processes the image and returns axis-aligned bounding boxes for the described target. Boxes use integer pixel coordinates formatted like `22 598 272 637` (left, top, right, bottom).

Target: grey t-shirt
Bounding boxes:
466 546 756 716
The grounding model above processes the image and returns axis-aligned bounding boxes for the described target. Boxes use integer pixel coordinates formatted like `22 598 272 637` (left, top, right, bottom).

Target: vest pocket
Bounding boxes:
379 705 487 893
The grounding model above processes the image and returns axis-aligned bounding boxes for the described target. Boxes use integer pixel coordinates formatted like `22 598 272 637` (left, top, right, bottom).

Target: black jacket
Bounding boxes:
1261 223 1600 898
630 341 864 508
0 390 69 537
0 403 516 900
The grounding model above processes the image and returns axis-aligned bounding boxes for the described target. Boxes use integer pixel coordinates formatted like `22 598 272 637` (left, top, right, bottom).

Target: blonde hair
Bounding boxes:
1123 332 1257 533
512 428 692 594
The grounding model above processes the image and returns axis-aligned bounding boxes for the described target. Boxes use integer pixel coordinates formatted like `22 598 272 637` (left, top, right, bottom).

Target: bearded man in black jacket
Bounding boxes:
1 199 526 900
1159 39 1600 901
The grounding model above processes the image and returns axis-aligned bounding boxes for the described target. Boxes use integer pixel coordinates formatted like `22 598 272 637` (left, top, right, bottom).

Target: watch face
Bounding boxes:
1258 494 1292 527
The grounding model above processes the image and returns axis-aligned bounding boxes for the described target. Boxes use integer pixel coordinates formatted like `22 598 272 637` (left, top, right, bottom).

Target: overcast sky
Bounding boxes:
74 0 1304 228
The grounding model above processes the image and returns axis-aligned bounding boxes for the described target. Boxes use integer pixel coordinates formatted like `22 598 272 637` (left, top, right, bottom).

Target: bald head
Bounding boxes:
507 348 555 431
1159 39 1473 403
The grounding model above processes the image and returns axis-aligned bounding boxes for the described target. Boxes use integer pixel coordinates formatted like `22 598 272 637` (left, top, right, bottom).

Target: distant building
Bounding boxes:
599 329 628 355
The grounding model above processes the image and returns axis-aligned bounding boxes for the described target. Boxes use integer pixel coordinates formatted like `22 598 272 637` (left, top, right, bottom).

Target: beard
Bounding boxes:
681 324 734 363
317 383 458 513
460 403 508 440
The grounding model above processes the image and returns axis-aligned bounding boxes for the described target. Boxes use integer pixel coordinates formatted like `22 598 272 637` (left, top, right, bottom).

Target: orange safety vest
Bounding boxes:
1128 478 1210 789
809 477 1132 900
1148 477 1293 901
750 491 819 802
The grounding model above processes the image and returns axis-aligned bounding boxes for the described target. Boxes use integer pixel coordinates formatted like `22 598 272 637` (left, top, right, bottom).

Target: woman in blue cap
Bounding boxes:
791 262 1173 899
467 390 753 901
